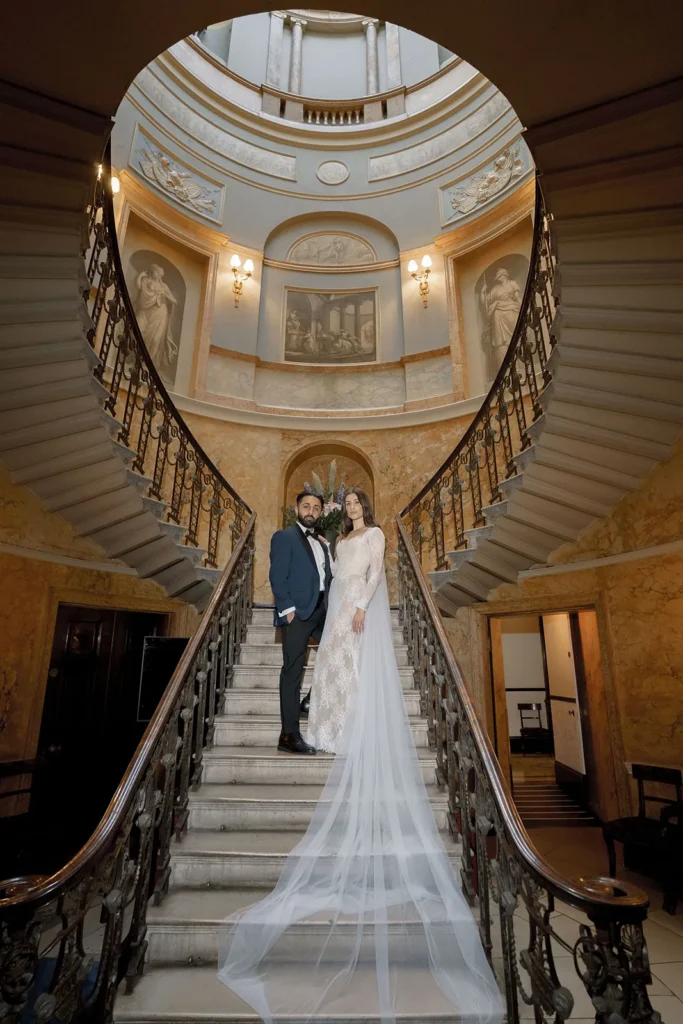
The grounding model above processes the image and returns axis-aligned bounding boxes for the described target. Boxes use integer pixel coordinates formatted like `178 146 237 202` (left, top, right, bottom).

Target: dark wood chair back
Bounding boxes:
518 703 543 730
631 763 683 819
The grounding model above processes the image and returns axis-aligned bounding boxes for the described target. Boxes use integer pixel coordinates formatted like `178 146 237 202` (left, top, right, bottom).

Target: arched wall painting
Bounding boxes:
475 253 529 382
284 288 377 364
125 249 186 389
287 233 376 266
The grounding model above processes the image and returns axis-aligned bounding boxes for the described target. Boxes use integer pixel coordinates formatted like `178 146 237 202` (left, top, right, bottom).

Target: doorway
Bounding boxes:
25 605 169 875
489 609 609 827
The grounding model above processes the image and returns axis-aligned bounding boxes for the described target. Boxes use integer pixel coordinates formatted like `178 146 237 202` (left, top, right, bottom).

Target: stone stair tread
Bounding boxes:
147 887 271 923
188 783 446 803
175 829 310 855
114 964 469 1022
203 746 435 763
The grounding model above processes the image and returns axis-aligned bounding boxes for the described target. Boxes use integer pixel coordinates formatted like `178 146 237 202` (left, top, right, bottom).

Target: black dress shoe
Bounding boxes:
278 732 317 755
300 690 311 717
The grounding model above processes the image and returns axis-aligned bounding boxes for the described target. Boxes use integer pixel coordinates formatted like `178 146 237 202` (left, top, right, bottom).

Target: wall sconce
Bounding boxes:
110 175 121 194
408 254 432 307
230 254 254 307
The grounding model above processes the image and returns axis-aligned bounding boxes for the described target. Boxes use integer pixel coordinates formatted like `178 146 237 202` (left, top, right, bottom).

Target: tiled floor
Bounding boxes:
525 824 683 1020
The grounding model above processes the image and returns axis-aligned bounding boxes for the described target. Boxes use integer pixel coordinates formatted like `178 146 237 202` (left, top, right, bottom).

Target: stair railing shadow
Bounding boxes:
397 514 660 1024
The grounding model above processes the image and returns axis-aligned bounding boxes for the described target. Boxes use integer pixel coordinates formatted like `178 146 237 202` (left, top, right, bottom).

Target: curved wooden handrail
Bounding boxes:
396 513 649 919
0 513 255 912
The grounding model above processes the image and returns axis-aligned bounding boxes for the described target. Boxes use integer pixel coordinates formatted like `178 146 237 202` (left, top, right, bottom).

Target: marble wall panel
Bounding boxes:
206 351 256 402
253 365 406 410
404 353 453 403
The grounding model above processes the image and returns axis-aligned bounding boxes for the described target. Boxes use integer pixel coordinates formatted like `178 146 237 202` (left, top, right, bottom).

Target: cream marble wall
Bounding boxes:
0 469 197 783
205 348 455 412
484 436 683 809
181 409 472 603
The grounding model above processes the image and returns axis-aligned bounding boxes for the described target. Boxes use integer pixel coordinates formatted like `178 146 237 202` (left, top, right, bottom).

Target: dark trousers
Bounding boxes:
279 593 326 735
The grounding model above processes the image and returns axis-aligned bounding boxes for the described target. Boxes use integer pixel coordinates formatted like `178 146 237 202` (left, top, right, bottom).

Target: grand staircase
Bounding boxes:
114 605 457 1022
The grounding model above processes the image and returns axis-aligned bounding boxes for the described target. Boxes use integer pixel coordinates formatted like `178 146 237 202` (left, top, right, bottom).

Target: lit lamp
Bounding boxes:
408 254 432 307
110 175 120 194
230 254 254 307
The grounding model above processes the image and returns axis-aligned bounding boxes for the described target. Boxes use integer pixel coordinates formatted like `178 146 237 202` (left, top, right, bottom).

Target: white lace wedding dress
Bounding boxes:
217 526 503 1023
306 525 385 753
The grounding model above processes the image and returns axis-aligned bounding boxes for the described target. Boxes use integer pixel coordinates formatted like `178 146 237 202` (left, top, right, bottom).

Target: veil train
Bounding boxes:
217 575 503 1023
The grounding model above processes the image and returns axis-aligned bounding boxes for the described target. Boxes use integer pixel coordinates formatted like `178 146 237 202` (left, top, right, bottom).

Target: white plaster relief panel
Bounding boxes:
287 232 376 265
439 139 532 226
130 125 225 223
137 68 297 181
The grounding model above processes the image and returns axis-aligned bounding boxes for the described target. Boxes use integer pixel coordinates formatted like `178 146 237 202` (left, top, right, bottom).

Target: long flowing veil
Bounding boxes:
217 573 503 1022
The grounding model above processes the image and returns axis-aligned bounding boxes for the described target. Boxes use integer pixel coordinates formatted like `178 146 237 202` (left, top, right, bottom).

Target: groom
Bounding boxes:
269 491 332 755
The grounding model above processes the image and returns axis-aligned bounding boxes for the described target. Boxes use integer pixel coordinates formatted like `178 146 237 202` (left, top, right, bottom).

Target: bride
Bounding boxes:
218 489 503 1023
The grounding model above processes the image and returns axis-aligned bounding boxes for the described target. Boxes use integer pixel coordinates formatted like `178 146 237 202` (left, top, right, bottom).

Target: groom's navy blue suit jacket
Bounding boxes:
269 526 332 627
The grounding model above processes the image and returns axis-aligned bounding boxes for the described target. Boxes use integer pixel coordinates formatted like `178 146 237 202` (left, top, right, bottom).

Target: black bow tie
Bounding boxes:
306 529 315 536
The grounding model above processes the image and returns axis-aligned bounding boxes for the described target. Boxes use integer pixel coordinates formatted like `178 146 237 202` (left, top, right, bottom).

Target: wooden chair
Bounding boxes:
659 801 683 915
518 702 549 755
602 763 683 911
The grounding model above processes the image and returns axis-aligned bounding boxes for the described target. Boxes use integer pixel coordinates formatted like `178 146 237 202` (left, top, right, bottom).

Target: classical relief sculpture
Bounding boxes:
133 263 180 386
449 143 524 217
137 147 219 215
476 261 526 380
287 233 375 266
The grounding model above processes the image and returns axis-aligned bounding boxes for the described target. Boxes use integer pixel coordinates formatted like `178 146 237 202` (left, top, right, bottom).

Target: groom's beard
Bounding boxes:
297 512 320 532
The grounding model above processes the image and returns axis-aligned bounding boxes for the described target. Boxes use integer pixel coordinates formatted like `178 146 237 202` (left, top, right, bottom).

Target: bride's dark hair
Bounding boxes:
341 489 378 537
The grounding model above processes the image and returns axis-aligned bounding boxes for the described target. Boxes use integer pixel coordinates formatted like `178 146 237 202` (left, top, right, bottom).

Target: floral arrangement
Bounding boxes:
284 461 349 536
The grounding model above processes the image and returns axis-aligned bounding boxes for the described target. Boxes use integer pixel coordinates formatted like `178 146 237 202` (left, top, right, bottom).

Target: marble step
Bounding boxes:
113 963 474 1022
250 606 401 629
212 715 429 749
222 689 422 718
202 748 438 787
231 664 416 691
239 642 409 667
187 782 447 832
145 883 463 966
245 624 405 646
170 830 460 890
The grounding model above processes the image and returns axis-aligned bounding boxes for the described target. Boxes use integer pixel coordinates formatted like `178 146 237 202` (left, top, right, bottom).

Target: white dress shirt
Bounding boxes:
279 522 326 618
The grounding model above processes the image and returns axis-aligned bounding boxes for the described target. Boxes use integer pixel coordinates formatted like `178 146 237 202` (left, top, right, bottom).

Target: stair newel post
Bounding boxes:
577 904 659 1024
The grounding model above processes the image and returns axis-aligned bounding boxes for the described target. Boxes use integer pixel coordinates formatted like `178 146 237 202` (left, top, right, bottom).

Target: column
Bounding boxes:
363 19 379 95
265 12 285 88
385 23 402 89
288 17 306 95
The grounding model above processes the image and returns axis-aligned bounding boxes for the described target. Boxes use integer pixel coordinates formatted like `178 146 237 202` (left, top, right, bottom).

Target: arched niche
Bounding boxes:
264 212 399 264
281 440 376 522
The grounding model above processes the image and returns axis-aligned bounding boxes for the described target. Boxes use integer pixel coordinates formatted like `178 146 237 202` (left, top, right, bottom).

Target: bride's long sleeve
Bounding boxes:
356 528 386 610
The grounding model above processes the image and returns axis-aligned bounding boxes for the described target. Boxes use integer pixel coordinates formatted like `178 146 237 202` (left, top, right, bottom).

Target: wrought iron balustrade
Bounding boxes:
401 179 556 575
397 516 659 1024
0 515 255 1023
85 148 251 568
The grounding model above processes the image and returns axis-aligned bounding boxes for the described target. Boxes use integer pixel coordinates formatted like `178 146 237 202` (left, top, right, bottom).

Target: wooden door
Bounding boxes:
541 612 587 788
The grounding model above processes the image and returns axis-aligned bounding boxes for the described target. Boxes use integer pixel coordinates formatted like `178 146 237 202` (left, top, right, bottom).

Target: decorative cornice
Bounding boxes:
263 256 399 273
172 389 484 431
208 344 451 371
